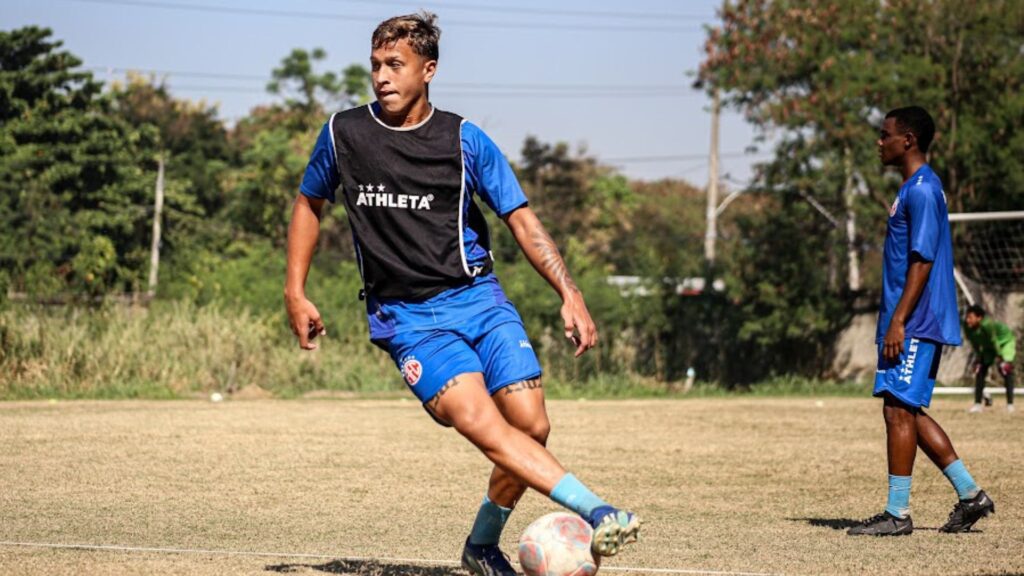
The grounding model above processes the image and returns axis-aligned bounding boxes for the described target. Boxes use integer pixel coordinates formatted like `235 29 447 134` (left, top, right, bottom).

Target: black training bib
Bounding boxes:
331 105 492 301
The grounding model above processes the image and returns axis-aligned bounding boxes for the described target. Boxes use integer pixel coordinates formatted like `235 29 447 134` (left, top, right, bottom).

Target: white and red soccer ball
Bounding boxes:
518 512 601 576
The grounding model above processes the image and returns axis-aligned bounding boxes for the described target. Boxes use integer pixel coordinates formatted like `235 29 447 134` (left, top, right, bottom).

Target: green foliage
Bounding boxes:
703 0 1024 212
23 18 1023 395
699 0 1024 381
224 127 311 243
109 75 235 218
0 26 156 297
270 48 337 113
725 193 851 380
0 301 396 399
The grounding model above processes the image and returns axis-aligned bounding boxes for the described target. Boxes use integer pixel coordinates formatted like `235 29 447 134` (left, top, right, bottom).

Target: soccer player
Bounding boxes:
284 12 640 575
963 304 1016 413
847 106 995 536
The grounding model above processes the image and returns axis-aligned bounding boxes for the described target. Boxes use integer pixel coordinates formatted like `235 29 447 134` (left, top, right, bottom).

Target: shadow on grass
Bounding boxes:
790 517 987 534
265 558 464 575
788 517 862 530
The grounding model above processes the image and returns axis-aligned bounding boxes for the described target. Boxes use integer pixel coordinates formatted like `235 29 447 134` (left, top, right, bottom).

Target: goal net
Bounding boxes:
940 211 1024 393
950 211 1024 294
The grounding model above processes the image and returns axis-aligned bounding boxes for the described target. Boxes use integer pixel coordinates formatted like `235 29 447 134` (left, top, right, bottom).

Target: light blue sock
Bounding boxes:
549 473 608 519
885 474 912 518
468 496 513 546
942 459 980 500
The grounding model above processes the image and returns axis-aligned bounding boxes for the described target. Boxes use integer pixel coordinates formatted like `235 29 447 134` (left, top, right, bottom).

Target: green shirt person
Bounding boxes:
963 304 1016 412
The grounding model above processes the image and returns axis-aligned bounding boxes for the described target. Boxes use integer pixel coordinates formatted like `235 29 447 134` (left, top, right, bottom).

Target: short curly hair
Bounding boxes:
372 12 440 61
885 106 936 154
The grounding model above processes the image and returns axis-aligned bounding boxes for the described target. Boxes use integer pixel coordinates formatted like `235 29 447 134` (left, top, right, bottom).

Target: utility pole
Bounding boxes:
843 146 861 291
704 88 721 265
147 154 165 299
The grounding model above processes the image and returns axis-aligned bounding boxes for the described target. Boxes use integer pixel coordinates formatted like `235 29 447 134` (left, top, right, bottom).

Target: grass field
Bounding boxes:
0 397 1021 575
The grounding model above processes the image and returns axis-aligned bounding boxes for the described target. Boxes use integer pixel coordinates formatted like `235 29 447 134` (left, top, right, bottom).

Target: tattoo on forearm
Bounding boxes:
429 376 461 412
504 378 543 395
529 227 579 294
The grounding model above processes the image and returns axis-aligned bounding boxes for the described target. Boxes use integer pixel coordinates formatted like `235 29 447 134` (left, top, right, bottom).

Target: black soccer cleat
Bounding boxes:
461 537 518 576
939 490 995 533
847 511 914 536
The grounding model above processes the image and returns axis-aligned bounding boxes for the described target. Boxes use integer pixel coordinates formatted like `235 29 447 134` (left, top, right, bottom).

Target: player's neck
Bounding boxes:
377 97 433 128
900 153 927 182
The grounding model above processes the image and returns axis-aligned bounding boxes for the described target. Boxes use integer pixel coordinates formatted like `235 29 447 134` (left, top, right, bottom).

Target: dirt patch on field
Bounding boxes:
230 384 274 400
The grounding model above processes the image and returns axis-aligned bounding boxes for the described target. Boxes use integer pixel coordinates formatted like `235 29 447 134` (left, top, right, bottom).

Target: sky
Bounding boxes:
5 0 767 185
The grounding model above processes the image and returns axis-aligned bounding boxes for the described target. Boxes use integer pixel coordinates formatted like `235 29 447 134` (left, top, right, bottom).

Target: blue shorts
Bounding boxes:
380 302 543 404
873 337 943 408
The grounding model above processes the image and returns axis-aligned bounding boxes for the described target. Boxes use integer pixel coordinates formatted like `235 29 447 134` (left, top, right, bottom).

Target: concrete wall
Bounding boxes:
831 287 1024 385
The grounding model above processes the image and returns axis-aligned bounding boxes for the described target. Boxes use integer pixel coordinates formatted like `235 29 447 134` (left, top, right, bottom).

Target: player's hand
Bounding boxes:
972 361 982 375
883 320 905 363
998 361 1013 377
285 294 326 350
560 290 597 358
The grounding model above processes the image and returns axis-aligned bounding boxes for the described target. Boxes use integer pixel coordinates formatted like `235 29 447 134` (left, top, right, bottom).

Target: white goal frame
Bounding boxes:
949 210 1024 305
940 211 1024 396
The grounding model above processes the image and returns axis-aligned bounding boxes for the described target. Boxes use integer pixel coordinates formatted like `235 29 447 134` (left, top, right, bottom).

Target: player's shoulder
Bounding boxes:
459 118 487 140
911 165 943 193
903 166 945 204
332 104 371 125
459 120 501 155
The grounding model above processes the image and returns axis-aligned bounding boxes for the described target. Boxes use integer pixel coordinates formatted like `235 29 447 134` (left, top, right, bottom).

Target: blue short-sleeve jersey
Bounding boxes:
298 111 529 337
876 164 962 346
299 115 527 271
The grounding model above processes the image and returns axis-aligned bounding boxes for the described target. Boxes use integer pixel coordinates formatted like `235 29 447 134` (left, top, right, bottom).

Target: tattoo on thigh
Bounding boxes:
429 376 461 412
504 378 543 395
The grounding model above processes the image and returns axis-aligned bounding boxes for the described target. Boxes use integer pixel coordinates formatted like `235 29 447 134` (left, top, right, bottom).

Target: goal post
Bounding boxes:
949 210 1024 302
941 210 1024 394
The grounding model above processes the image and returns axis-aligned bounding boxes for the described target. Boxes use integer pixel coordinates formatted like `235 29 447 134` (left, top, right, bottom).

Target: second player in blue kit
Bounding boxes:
848 106 995 537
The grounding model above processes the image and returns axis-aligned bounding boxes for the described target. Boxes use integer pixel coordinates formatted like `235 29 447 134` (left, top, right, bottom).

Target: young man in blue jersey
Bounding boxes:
284 12 640 574
847 106 995 536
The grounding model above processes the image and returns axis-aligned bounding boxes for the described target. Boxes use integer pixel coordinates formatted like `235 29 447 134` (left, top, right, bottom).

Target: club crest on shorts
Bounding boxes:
401 357 423 386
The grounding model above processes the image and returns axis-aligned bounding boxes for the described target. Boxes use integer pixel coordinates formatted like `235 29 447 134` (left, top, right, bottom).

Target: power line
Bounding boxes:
87 66 694 92
162 84 689 98
88 66 266 82
57 0 701 33
317 0 708 22
603 152 767 163
444 81 690 92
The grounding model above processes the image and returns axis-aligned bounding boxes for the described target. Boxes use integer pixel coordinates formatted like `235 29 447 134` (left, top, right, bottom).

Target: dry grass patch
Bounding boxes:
0 398 1021 575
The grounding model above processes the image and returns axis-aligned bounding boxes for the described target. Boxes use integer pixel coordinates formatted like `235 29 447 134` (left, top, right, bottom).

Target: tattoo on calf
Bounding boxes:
428 376 461 412
504 378 543 395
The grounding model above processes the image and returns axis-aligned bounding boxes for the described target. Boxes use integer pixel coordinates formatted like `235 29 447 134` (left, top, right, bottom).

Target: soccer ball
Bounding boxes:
518 512 600 576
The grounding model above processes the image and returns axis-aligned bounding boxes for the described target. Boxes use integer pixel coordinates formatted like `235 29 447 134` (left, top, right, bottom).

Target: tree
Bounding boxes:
516 137 634 261
266 48 371 125
699 0 1024 380
0 26 155 297
110 74 234 217
221 48 371 248
106 75 240 298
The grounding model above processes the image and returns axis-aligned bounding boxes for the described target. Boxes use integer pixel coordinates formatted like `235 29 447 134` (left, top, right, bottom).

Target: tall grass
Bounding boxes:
0 301 396 399
0 302 871 400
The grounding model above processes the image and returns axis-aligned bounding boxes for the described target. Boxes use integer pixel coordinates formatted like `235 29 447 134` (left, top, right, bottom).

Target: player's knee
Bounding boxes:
523 417 551 445
448 405 500 442
883 403 914 427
